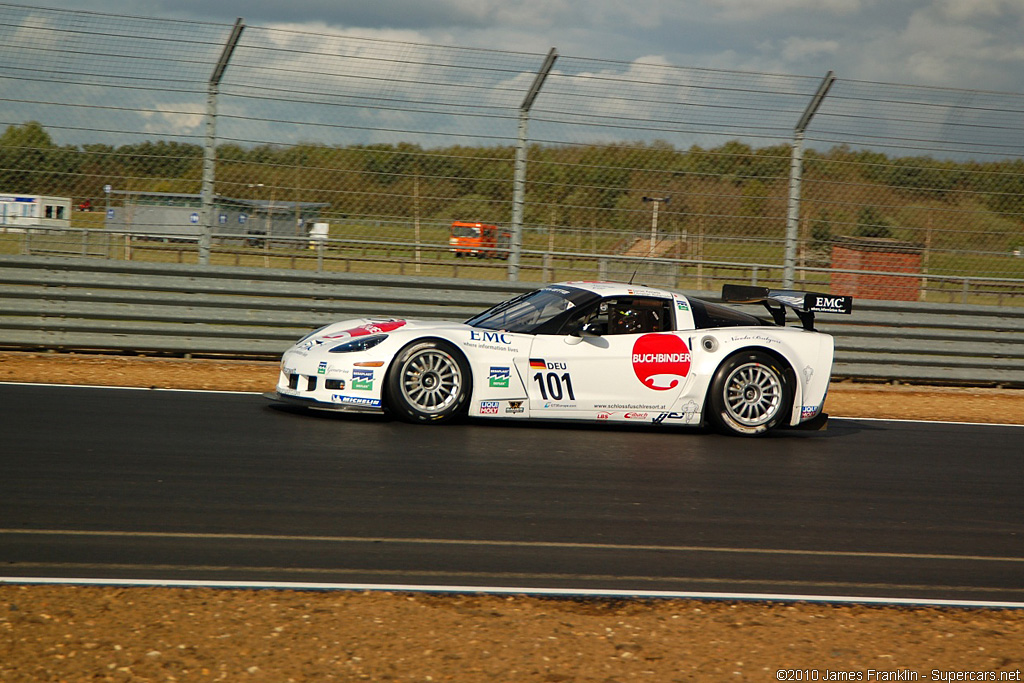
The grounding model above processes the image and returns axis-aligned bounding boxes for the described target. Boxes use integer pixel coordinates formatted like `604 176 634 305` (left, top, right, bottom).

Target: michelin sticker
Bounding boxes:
331 395 382 408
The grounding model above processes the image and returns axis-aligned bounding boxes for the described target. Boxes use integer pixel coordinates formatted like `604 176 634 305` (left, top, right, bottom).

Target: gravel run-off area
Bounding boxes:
2 351 1023 682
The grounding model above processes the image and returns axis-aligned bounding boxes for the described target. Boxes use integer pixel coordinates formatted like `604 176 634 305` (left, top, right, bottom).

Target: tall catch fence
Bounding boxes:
1 3 1023 305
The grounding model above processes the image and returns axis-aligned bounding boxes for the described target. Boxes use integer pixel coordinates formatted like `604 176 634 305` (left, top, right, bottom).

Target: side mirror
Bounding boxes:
565 321 602 343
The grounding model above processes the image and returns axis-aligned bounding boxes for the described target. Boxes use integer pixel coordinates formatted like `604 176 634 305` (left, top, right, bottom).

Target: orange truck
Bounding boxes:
449 221 511 259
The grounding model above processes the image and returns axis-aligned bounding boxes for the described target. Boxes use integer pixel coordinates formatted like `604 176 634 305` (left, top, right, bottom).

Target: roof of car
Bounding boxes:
557 281 679 298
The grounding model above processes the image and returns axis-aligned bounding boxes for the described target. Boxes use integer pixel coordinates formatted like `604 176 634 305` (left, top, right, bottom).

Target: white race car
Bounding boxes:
265 281 852 436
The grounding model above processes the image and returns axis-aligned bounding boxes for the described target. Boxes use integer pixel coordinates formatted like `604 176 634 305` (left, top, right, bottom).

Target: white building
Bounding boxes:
0 194 72 230
104 191 328 240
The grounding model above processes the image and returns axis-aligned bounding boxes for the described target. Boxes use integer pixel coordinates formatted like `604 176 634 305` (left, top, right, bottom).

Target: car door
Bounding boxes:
520 296 691 420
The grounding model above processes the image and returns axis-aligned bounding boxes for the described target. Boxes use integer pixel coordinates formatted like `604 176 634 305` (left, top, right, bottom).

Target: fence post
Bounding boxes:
784 71 835 289
509 48 557 282
199 18 244 266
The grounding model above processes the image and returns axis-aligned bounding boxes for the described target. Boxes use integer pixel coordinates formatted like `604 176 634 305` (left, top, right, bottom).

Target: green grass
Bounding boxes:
3 226 1023 306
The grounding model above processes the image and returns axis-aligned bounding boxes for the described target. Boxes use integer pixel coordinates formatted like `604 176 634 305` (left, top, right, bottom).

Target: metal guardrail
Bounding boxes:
0 255 534 356
8 226 1024 306
1 255 1023 386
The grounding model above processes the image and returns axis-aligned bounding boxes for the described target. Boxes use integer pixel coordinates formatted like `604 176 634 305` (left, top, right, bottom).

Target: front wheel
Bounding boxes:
386 340 470 423
707 351 791 436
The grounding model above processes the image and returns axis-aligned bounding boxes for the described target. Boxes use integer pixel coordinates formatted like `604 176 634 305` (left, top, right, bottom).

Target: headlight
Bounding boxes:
329 335 388 353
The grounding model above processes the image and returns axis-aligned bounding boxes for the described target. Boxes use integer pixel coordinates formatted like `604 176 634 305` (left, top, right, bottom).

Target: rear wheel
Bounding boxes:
708 351 791 436
386 340 470 423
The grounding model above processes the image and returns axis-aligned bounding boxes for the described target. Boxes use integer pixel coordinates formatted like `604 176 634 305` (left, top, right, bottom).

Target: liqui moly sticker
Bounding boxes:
632 334 691 391
323 320 406 340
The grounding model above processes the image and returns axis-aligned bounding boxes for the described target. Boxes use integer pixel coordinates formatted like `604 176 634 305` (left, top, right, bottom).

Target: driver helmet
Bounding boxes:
614 307 643 334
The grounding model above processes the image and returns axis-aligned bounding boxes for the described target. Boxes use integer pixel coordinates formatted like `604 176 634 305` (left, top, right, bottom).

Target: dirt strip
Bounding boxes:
3 350 1024 424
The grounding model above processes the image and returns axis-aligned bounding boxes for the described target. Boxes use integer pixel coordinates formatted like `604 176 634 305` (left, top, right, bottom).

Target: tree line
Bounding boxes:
2 121 1022 252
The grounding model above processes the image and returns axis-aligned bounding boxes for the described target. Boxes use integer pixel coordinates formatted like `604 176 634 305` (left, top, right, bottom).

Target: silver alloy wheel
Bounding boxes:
398 347 462 415
722 361 783 427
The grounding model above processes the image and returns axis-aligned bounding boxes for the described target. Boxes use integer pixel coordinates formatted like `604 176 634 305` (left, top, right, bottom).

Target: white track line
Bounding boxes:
2 576 1023 609
835 415 1024 427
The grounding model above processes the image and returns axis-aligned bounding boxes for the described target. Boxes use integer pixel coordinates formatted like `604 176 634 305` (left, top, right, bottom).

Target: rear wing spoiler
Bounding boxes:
721 284 853 331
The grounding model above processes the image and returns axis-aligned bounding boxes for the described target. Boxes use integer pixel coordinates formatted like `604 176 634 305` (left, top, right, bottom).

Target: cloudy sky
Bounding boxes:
44 0 1024 94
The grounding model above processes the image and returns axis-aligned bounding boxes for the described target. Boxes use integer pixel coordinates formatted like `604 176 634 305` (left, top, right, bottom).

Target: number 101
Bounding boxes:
533 372 575 401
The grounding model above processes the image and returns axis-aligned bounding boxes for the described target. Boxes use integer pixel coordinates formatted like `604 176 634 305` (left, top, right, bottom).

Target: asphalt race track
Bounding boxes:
1 383 1022 604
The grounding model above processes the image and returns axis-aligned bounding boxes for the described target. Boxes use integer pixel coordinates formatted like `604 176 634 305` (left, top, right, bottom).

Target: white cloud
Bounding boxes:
259 20 435 49
22 0 1024 95
490 0 575 28
139 107 204 136
859 3 1024 87
781 38 840 62
936 0 1021 21
703 0 864 21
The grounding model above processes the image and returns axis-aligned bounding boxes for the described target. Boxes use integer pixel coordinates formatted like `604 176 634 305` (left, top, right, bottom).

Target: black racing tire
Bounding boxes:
386 339 471 424
707 350 792 436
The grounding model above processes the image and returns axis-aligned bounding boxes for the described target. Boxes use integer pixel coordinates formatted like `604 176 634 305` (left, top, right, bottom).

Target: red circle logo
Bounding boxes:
631 334 691 391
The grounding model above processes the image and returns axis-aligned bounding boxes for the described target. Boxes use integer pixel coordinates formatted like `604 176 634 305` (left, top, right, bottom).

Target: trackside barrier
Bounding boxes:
0 255 534 357
10 226 1024 306
1 255 1023 386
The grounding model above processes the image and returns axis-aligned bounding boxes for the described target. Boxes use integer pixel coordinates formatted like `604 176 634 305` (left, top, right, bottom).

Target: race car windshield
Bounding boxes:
465 285 599 334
